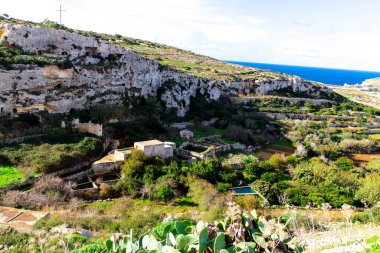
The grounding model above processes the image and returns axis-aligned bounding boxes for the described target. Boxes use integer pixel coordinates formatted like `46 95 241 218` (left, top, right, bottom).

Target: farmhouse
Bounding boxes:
92 140 175 173
134 140 175 158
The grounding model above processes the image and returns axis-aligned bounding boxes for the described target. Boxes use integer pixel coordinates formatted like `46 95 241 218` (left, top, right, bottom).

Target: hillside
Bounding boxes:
1 17 380 253
330 77 380 109
0 18 338 117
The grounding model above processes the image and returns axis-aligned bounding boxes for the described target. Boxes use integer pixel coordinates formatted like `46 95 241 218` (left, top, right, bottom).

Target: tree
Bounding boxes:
295 144 308 158
243 163 258 182
156 185 174 202
251 180 271 197
216 183 232 193
184 159 221 183
187 177 218 210
121 149 146 177
357 174 380 206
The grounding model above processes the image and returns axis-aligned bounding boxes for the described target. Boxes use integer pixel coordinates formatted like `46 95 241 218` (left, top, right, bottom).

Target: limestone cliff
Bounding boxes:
0 21 335 117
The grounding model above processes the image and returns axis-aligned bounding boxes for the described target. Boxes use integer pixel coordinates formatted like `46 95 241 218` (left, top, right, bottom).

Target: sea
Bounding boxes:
227 61 380 86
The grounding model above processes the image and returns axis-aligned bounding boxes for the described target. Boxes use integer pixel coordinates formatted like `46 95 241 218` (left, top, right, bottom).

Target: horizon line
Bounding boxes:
225 60 380 74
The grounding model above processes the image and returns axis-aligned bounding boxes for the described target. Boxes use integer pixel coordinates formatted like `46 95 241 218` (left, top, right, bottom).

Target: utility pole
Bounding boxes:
56 4 66 28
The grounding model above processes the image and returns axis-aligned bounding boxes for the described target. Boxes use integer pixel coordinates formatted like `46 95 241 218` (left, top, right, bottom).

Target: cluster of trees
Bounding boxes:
112 146 380 209
244 154 380 208
248 97 379 117
114 150 238 202
288 120 378 159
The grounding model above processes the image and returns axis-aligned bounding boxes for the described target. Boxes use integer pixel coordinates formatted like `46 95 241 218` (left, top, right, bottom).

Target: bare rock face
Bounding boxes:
0 22 333 117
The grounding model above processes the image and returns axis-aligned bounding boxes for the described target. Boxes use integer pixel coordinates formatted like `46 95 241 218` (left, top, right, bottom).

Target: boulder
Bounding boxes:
180 129 194 139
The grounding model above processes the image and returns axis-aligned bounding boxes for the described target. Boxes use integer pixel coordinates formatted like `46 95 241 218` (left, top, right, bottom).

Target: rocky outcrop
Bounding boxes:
0 22 335 117
229 96 335 106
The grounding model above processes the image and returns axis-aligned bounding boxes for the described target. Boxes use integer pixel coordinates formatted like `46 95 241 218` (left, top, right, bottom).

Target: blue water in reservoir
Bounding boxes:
227 61 380 86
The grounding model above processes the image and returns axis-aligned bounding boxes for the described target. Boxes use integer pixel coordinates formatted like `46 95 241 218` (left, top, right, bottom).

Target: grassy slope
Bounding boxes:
330 85 380 110
0 134 101 174
2 18 289 82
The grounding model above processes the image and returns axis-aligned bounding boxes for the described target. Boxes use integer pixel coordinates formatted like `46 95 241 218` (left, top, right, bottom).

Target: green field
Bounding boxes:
369 133 380 141
271 140 294 148
193 128 225 138
0 165 25 187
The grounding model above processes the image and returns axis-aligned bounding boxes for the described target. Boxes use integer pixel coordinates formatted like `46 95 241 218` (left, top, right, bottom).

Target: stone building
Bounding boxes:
92 140 175 174
134 140 175 158
72 119 103 137
91 148 133 174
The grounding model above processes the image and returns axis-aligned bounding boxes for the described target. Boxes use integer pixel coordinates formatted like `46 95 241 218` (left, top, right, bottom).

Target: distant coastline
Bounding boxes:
227 61 380 86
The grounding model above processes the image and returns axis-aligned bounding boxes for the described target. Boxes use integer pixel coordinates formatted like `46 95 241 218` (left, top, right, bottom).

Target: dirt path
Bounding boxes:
304 224 380 253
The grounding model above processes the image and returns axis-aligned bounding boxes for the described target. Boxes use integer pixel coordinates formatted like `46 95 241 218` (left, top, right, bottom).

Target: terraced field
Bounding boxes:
348 153 380 163
256 143 295 160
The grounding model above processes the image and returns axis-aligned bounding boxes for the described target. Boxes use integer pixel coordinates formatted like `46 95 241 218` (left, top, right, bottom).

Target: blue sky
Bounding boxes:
2 0 380 71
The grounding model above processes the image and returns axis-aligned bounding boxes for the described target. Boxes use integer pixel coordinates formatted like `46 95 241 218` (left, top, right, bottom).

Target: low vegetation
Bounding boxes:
0 135 102 175
2 17 290 82
0 165 24 187
0 16 380 253
0 45 69 69
1 175 73 209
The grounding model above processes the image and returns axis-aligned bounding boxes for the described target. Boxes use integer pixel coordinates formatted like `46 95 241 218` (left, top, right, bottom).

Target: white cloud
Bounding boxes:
1 0 380 71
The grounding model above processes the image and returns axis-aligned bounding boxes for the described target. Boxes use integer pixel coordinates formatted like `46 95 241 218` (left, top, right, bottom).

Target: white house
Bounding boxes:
134 140 175 158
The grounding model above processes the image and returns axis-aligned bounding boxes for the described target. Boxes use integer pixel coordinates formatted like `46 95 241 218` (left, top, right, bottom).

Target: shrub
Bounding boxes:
235 195 261 210
78 137 102 153
366 159 380 172
285 155 299 167
121 149 146 177
333 157 355 171
224 124 255 145
183 159 222 184
1 176 72 209
142 164 163 185
70 243 106 253
251 180 271 197
339 138 375 153
69 234 88 244
216 182 232 193
352 205 380 223
187 177 219 210
356 173 380 206
243 163 259 182
285 188 309 206
156 185 174 202
293 160 335 185
99 183 114 197
260 172 281 184
41 19 60 29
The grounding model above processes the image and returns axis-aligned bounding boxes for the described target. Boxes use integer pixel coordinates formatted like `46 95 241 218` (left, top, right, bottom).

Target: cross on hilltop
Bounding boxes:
56 4 66 28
